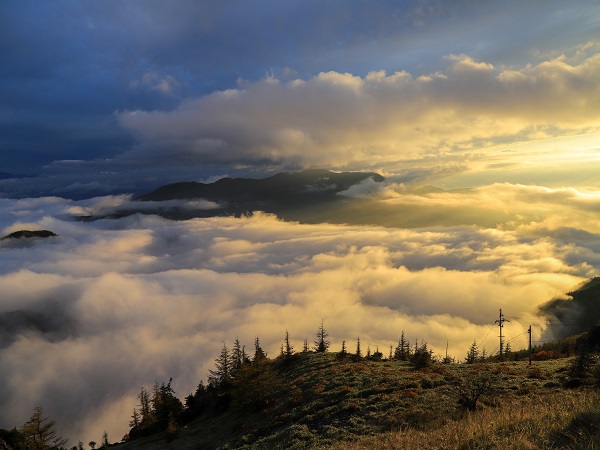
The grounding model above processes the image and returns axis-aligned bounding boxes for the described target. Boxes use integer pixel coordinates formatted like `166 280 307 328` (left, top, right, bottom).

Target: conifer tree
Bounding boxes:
241 345 251 365
394 330 410 361
20 406 67 450
231 338 244 375
303 338 309 353
404 335 412 358
138 386 153 425
411 341 433 369
254 337 267 362
354 336 362 360
130 408 141 428
284 330 294 357
337 340 348 359
465 340 480 364
151 378 184 429
102 431 109 449
209 343 232 387
372 345 383 361
314 319 330 352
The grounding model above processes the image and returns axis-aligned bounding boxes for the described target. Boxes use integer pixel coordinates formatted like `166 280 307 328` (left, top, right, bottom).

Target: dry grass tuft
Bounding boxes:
331 390 600 450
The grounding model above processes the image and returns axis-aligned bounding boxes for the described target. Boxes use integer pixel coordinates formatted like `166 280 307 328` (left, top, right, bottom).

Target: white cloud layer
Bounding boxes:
0 188 598 443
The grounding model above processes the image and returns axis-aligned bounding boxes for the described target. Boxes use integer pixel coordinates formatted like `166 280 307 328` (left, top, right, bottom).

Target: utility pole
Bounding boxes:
495 309 509 361
528 325 532 365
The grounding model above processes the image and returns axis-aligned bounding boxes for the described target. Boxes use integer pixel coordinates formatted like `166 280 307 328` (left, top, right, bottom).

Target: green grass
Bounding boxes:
113 353 599 449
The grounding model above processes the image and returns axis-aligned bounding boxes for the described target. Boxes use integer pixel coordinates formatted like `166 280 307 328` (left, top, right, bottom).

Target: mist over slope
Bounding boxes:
540 277 600 339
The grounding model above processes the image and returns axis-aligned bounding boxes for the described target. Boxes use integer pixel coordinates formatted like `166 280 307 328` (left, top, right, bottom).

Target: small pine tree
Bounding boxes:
138 386 153 426
314 319 331 352
354 336 362 360
102 431 109 449
242 345 251 365
411 341 433 369
151 378 183 430
465 340 480 364
284 330 294 358
20 406 67 450
395 330 409 360
231 338 244 375
405 337 412 358
129 407 141 428
366 346 371 358
254 337 267 362
371 346 383 361
565 347 597 388
208 343 232 388
337 340 348 359
303 338 309 353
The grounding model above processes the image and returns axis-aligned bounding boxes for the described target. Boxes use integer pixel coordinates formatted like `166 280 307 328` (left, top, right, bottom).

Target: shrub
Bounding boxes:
453 368 496 411
564 350 597 388
532 350 560 361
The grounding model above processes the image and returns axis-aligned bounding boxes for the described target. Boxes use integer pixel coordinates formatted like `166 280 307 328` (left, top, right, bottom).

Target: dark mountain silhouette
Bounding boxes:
139 169 383 202
540 277 600 339
132 169 384 220
0 230 57 240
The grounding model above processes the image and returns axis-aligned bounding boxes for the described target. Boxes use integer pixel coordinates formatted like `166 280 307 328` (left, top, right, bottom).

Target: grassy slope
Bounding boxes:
112 352 600 450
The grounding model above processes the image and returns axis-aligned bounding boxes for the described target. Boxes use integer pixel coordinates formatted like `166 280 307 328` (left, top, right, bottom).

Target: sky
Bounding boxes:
1 0 600 445
1 0 600 195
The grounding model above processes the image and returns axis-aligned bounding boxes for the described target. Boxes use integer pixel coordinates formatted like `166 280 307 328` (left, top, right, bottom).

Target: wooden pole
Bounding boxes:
528 325 532 365
495 309 509 361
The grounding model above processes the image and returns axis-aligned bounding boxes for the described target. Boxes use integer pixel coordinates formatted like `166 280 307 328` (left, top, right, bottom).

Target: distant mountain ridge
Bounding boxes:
138 169 384 202
0 230 57 240
133 169 384 220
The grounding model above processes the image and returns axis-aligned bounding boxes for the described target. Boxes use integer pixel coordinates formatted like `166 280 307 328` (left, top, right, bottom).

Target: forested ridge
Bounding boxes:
4 319 600 449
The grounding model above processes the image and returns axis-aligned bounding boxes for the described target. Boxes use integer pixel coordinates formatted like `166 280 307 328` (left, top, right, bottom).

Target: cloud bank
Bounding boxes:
1 187 598 443
118 49 600 172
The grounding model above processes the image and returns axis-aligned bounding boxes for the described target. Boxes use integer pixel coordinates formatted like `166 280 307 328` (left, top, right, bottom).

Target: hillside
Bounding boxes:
540 277 600 339
2 339 600 449
111 351 600 450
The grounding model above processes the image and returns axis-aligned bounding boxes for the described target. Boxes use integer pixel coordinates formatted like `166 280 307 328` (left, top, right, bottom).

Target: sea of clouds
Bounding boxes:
0 188 598 444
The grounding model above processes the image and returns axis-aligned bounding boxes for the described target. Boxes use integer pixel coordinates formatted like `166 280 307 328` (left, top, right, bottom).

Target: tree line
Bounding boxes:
6 321 600 449
125 320 441 442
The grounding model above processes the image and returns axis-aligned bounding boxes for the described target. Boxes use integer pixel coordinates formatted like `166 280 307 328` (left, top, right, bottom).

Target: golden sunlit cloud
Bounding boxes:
118 49 600 176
